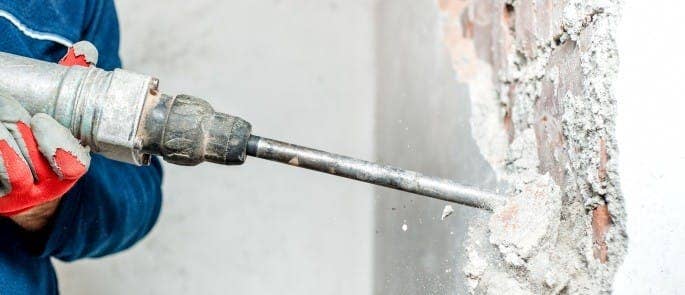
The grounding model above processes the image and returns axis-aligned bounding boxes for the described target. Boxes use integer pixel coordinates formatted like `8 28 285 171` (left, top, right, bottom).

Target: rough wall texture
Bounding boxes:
439 0 627 293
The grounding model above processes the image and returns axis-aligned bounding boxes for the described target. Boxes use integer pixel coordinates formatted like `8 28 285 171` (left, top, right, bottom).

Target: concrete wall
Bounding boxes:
373 1 496 294
419 1 627 293
55 1 375 294
613 1 685 293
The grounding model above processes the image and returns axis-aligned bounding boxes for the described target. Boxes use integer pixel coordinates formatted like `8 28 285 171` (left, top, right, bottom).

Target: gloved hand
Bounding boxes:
0 96 91 216
0 41 96 218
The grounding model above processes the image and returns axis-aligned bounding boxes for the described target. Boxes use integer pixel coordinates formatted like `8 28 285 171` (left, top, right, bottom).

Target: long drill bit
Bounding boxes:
246 135 506 211
0 51 507 211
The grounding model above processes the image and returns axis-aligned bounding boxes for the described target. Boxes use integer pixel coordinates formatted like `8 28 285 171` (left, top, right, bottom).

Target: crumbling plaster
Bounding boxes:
439 0 627 293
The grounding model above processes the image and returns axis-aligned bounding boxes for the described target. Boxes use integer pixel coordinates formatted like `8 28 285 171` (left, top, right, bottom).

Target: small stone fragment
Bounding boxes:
441 205 454 220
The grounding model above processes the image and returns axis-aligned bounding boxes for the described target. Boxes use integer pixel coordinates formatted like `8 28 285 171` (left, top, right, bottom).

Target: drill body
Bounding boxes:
0 52 252 167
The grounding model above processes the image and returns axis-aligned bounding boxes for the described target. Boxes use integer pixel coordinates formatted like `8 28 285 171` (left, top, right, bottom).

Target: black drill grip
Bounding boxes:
142 94 252 166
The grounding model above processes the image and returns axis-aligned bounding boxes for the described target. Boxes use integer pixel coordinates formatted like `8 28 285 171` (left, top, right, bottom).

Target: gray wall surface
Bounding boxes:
55 1 375 294
373 1 497 294
53 1 501 294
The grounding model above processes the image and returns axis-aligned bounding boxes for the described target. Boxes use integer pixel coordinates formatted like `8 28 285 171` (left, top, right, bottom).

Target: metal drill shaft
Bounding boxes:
246 136 506 211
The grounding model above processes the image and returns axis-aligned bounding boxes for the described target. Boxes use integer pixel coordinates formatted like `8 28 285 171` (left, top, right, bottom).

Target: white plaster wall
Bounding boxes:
54 1 375 294
613 1 685 293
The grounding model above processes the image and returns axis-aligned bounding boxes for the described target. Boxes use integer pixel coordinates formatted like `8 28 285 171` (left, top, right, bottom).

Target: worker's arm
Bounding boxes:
38 0 164 260
0 94 162 260
5 0 163 260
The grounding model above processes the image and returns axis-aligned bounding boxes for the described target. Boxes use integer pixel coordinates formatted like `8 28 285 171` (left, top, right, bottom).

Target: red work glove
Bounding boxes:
0 97 91 216
0 41 95 216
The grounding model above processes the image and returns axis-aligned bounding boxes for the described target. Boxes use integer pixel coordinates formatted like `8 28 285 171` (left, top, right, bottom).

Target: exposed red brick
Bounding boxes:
599 138 607 181
592 204 611 263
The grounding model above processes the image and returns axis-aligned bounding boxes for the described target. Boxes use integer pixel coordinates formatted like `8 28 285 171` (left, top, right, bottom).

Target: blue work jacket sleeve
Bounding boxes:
35 0 164 261
40 155 163 261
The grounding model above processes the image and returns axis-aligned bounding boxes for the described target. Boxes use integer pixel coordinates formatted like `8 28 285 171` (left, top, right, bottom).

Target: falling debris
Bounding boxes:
441 205 454 220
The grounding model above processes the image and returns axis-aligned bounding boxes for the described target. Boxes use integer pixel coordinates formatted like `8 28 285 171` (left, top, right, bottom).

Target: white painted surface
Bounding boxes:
614 1 685 293
55 1 374 294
